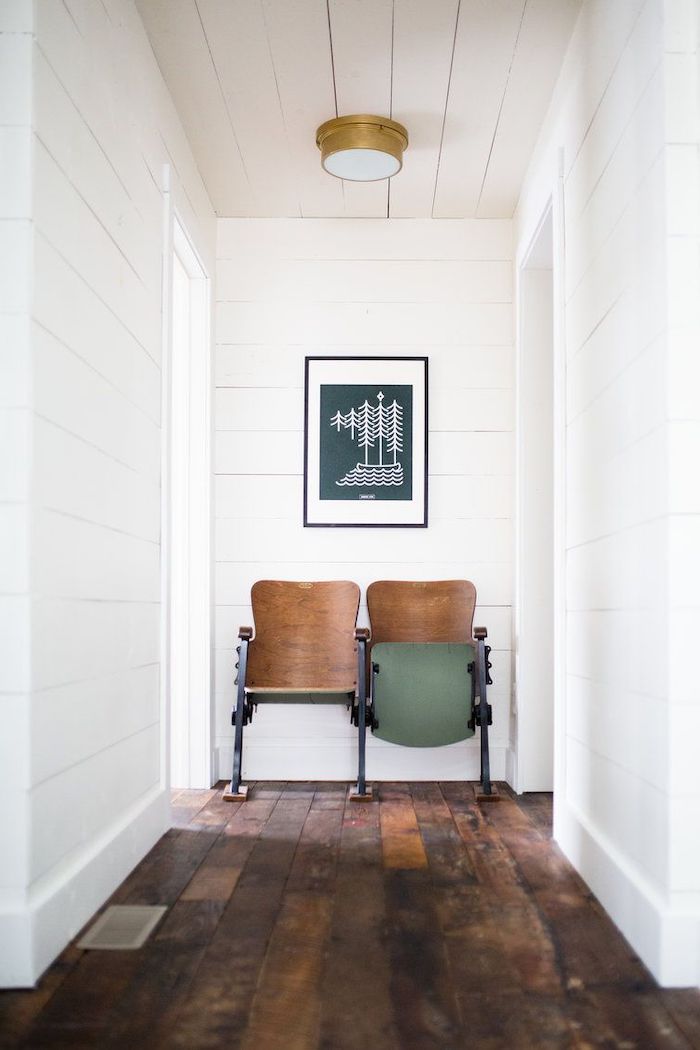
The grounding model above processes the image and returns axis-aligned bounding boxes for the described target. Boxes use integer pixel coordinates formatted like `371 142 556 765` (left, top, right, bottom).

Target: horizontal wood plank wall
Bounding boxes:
515 0 700 985
0 3 33 989
662 0 700 943
6 0 216 987
215 218 514 782
564 0 668 909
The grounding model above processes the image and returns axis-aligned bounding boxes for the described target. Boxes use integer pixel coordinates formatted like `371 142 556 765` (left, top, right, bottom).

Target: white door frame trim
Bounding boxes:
551 155 568 831
160 167 214 791
513 150 567 804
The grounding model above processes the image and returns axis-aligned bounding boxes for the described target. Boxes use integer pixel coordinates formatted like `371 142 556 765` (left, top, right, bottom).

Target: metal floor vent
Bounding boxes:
77 905 168 950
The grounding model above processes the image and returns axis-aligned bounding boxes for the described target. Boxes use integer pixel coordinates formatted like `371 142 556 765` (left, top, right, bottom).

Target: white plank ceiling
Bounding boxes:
136 0 582 218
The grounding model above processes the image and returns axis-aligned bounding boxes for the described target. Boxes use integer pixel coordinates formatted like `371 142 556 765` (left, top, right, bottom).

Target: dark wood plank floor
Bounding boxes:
2 783 699 1049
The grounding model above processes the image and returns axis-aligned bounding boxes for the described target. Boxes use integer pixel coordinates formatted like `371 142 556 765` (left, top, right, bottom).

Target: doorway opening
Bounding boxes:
515 204 555 792
165 216 213 790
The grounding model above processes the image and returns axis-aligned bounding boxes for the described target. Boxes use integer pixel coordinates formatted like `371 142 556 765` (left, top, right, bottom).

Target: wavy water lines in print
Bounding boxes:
336 463 404 486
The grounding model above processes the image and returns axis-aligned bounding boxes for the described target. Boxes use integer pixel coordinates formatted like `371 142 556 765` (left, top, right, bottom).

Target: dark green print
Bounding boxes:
319 384 413 502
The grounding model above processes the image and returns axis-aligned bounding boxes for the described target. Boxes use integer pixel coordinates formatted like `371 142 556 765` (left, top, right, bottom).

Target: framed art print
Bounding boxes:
304 356 428 528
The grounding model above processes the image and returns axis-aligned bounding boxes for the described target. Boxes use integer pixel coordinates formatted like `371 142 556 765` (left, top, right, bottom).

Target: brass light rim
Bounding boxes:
315 114 409 181
315 114 409 151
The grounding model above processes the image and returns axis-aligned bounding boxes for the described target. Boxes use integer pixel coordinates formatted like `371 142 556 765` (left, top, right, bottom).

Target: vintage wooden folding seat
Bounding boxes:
366 579 497 799
223 580 372 802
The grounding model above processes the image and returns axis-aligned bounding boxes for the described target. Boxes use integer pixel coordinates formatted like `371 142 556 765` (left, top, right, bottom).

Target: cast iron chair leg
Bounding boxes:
469 661 477 731
477 637 491 793
224 633 250 801
474 627 498 801
349 631 372 801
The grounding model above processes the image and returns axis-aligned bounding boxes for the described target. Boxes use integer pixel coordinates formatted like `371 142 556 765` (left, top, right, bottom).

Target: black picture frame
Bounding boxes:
303 356 428 528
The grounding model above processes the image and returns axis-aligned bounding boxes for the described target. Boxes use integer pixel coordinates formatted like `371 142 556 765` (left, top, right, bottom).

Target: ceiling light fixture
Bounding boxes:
315 114 409 182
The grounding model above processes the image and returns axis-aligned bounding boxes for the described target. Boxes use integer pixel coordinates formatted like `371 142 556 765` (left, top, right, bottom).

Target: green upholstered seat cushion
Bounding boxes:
371 642 475 747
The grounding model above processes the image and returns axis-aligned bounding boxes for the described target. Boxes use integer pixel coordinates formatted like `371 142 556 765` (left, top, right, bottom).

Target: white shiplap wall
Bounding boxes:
215 218 514 784
0 0 33 986
663 0 700 979
0 0 216 988
516 0 700 986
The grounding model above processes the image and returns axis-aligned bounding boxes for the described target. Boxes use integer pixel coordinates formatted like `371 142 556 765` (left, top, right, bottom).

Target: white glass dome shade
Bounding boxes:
316 115 408 182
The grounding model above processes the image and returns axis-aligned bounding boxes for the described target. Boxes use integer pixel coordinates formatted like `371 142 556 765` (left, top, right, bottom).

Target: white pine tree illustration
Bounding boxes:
329 390 404 483
329 407 359 440
357 400 376 466
385 400 403 464
376 392 386 466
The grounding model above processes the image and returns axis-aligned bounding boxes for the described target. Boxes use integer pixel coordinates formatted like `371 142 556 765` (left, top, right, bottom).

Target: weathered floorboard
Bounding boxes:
161 794 313 1049
319 795 398 1050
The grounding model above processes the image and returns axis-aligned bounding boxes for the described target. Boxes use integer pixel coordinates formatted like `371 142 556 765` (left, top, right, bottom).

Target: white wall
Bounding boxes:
0 0 215 987
663 0 700 984
0 0 33 986
516 0 700 985
215 218 514 784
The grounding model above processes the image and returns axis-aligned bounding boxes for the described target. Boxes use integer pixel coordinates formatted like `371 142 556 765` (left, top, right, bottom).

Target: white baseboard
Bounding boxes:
504 746 517 790
214 740 507 784
0 907 33 989
0 785 168 988
556 799 700 987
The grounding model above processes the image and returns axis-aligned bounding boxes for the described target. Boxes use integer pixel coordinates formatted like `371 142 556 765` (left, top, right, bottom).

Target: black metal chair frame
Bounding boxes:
468 627 496 798
225 626 371 802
